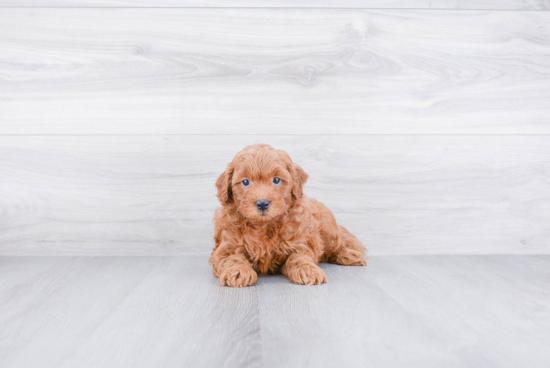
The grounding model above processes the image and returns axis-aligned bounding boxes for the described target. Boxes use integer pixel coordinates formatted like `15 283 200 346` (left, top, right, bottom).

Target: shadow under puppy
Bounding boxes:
210 144 366 287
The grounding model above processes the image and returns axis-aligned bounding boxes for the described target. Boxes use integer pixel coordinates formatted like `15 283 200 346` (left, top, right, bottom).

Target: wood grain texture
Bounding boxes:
0 255 549 368
0 257 261 368
1 9 550 134
258 255 550 368
1 135 549 256
0 0 549 10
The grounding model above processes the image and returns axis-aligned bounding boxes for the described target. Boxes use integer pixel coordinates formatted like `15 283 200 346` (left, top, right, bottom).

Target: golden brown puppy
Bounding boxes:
210 144 366 287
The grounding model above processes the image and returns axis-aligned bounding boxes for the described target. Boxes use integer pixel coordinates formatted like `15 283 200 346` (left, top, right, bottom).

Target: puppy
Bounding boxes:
210 144 366 287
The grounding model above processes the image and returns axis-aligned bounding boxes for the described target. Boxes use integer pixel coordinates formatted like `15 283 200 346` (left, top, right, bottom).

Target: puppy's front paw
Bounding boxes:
219 266 258 288
287 263 327 286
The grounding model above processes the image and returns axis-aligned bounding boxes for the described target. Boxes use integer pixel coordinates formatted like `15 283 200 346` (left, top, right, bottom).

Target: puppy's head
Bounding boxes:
216 144 308 223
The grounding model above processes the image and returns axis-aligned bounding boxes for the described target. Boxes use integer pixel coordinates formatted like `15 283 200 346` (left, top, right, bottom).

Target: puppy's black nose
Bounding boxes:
255 199 270 211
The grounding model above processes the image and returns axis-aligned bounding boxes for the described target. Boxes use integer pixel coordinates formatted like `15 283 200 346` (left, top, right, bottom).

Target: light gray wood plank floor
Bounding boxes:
0 255 549 368
2 9 550 134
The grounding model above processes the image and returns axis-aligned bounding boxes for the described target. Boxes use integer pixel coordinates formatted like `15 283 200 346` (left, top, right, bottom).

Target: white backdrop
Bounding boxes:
1 2 549 255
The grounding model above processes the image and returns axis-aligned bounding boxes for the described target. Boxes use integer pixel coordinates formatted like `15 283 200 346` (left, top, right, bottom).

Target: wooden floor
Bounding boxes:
1 255 549 368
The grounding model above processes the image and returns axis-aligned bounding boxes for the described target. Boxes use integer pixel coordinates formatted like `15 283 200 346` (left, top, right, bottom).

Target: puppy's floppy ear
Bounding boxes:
216 164 234 205
276 149 308 200
289 163 308 200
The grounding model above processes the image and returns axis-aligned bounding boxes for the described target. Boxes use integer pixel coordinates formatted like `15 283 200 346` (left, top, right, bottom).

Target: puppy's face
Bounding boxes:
216 144 308 224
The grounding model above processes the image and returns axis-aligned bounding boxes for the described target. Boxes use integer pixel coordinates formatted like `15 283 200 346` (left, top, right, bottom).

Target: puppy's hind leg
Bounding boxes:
330 225 367 266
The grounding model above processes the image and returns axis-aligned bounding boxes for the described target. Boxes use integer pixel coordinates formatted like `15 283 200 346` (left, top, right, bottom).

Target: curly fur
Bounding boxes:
210 144 367 287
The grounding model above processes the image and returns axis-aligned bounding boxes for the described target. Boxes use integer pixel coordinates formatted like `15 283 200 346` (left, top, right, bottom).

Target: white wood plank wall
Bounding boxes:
0 3 549 255
0 1 549 10
1 9 550 134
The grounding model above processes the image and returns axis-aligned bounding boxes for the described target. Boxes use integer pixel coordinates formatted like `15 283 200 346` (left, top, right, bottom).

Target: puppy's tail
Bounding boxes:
331 225 367 266
339 225 367 253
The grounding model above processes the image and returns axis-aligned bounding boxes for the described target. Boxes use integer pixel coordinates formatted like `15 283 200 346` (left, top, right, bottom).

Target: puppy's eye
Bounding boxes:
273 177 281 185
242 179 250 187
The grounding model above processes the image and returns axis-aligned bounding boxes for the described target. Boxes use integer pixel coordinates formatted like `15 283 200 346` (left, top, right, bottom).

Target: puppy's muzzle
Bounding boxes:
255 199 270 211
